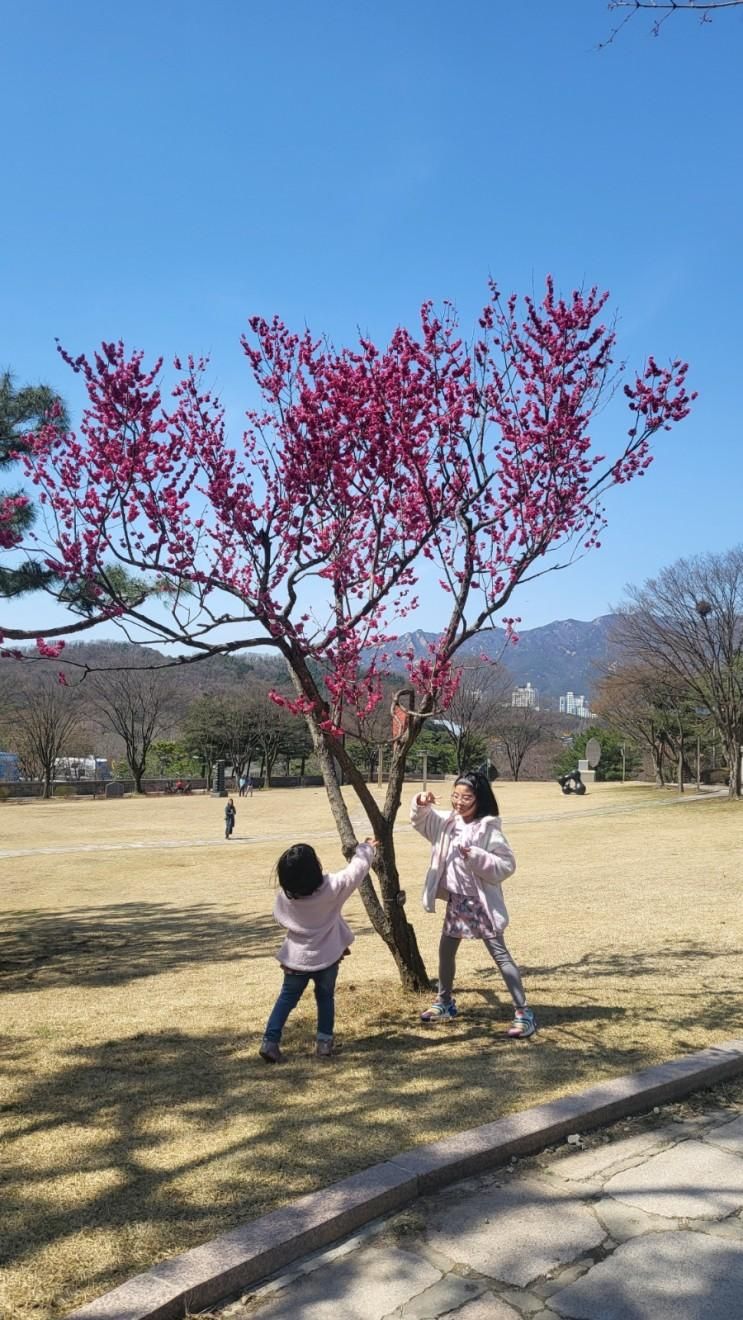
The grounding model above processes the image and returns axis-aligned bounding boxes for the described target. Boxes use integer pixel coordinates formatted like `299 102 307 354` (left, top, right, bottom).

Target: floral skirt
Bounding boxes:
442 892 495 940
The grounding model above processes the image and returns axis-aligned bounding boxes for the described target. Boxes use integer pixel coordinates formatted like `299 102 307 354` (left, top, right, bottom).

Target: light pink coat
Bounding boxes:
410 797 516 932
273 842 375 971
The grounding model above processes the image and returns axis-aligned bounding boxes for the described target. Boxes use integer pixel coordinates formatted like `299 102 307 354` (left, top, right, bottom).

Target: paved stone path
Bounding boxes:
211 1088 743 1320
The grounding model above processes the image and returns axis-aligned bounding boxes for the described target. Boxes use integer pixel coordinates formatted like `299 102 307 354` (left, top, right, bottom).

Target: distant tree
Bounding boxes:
279 722 314 776
615 547 743 797
147 739 200 778
90 668 171 793
213 698 263 783
493 705 549 781
413 722 460 777
7 675 80 796
182 695 229 783
593 662 689 786
438 660 512 773
248 695 297 786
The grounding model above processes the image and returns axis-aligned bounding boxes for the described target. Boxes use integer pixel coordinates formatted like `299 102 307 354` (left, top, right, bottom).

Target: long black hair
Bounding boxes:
276 843 324 899
454 770 500 819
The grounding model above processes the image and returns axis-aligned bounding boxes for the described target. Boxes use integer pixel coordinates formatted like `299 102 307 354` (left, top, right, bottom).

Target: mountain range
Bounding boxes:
393 614 618 701
8 616 618 707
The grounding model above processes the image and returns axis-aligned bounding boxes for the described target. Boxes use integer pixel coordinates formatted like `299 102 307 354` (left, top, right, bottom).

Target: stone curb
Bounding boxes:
65 1038 743 1320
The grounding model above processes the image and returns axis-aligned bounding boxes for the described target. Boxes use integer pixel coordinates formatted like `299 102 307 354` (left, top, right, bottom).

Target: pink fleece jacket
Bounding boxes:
273 842 375 971
410 797 516 932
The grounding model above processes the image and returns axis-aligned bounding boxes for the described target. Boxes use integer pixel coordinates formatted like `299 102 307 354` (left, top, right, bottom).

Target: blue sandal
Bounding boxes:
420 997 458 1022
506 1007 537 1039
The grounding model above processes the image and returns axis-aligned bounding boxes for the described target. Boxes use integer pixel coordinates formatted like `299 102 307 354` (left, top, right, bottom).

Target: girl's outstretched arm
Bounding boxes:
326 840 376 894
410 793 450 844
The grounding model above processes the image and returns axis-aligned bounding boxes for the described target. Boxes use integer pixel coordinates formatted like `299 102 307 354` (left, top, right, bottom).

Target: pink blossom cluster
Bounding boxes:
35 637 66 659
11 281 694 730
0 494 30 549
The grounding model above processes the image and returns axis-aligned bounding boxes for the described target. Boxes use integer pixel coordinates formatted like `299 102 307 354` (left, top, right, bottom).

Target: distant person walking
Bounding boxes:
410 770 536 1038
238 775 247 798
224 797 237 839
246 776 254 797
259 838 376 1062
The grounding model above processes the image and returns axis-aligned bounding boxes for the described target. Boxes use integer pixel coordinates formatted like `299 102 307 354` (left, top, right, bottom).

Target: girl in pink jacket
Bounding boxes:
259 839 376 1064
411 771 536 1038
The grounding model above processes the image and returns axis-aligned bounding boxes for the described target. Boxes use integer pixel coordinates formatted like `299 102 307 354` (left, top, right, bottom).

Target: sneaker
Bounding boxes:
420 997 458 1023
315 1038 337 1059
506 1008 537 1039
259 1038 285 1064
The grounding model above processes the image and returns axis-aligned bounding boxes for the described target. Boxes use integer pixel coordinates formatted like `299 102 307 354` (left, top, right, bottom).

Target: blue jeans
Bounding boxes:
264 962 339 1043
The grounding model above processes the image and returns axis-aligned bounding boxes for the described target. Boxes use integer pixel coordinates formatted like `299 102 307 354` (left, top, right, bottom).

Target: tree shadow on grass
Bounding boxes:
0 902 276 993
522 940 743 1037
3 936 741 1314
0 1019 668 1297
525 940 733 981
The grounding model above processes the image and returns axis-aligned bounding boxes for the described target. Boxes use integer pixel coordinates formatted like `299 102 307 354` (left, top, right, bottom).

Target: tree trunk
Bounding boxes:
295 693 430 991
726 739 741 798
368 831 430 989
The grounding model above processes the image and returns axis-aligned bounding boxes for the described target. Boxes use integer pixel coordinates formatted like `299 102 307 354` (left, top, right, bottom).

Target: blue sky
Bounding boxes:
2 0 741 639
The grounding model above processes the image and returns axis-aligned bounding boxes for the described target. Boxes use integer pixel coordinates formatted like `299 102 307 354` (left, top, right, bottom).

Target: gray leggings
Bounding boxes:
437 932 527 1009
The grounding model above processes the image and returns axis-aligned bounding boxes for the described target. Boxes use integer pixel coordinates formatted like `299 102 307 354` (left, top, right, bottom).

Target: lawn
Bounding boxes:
0 781 740 1318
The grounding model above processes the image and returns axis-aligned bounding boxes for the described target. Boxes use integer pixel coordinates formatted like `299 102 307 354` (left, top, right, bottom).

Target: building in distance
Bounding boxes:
559 691 593 719
511 682 539 710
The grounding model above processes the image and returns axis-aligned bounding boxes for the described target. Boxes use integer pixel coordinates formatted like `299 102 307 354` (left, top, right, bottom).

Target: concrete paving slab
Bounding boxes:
243 1246 440 1320
704 1113 743 1154
399 1273 486 1318
440 1296 522 1319
592 1195 679 1242
549 1230 743 1319
698 1217 743 1241
604 1139 743 1219
425 1176 605 1288
543 1129 674 1183
658 1108 738 1138
496 1285 546 1314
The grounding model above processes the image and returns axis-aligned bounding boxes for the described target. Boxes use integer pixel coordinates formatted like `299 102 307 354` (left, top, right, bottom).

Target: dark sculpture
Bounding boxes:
558 769 587 795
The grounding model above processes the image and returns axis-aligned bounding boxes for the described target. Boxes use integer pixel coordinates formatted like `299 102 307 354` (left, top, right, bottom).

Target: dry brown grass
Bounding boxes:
1 781 741 1318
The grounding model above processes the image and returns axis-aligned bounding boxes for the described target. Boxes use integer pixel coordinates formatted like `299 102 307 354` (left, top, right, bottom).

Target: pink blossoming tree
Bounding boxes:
2 278 693 988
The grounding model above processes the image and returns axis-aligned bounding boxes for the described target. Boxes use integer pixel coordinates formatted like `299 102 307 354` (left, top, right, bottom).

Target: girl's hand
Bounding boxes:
364 837 379 848
417 792 436 806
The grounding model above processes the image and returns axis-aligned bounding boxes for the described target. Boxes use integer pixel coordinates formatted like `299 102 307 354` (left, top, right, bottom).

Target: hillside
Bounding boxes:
391 615 617 701
3 617 617 714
